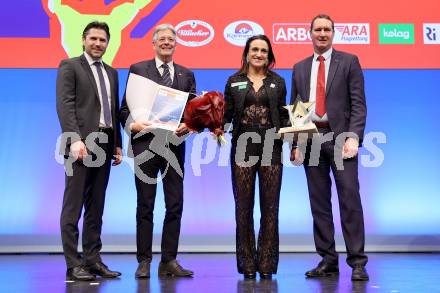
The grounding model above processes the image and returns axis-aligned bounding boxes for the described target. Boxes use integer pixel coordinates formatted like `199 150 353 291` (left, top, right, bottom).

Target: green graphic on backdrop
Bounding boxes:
48 0 152 64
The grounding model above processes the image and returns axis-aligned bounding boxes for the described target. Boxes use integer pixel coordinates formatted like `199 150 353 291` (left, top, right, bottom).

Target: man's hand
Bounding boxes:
342 137 359 159
175 123 189 137
112 147 122 166
70 140 87 160
130 120 153 133
290 148 304 166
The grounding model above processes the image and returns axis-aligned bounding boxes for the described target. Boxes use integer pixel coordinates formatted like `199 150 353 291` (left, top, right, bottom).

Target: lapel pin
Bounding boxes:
270 83 275 88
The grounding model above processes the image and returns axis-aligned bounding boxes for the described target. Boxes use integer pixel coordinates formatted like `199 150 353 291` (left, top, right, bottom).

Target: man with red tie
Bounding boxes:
290 14 368 281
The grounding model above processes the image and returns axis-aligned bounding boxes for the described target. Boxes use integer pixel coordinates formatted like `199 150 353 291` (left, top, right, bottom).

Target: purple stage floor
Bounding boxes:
0 253 439 292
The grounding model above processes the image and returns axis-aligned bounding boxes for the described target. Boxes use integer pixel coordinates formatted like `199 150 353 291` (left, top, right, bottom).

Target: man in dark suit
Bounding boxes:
119 24 196 278
56 21 122 281
290 14 369 281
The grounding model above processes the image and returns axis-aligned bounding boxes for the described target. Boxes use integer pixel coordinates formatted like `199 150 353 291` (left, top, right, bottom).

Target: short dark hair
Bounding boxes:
237 34 276 75
82 21 110 41
310 14 335 32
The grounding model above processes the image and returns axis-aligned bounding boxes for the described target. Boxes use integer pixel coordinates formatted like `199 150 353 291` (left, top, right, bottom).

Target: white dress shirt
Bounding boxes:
84 52 112 128
309 48 332 122
155 57 174 83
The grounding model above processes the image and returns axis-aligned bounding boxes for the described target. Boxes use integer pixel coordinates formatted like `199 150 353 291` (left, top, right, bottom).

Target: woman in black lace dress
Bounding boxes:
224 35 289 280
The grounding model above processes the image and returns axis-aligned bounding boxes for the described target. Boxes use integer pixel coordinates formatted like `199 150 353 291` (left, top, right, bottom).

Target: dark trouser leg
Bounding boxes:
60 161 88 269
331 155 368 268
82 143 112 266
160 152 184 262
304 140 338 265
134 145 161 263
232 162 258 274
257 164 282 274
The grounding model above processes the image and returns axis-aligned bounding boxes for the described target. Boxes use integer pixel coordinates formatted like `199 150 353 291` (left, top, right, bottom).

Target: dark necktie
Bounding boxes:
93 62 112 127
315 55 326 117
161 63 173 87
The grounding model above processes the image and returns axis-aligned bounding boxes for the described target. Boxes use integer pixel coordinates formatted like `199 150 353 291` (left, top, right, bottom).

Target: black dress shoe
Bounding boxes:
135 260 151 278
351 265 369 281
243 272 256 279
66 266 96 281
305 262 339 278
259 272 272 280
87 262 121 278
158 260 193 277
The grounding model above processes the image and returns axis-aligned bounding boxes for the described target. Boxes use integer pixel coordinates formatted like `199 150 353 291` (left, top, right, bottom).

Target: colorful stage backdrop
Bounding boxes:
0 0 439 252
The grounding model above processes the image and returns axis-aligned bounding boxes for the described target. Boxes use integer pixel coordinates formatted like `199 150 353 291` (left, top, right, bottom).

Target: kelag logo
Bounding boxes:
175 20 214 47
423 23 440 44
379 24 414 44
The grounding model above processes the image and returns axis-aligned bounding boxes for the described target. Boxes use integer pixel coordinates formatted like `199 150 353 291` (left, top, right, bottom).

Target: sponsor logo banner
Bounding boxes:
175 20 214 47
334 23 370 44
379 24 414 44
273 23 311 44
423 23 440 44
224 20 264 46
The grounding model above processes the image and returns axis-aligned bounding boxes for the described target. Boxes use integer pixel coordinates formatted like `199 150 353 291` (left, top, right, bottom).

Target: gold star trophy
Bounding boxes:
278 95 318 135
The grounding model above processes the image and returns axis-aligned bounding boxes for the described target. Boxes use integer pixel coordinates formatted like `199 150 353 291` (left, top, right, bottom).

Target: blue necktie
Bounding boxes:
94 62 112 127
161 63 173 87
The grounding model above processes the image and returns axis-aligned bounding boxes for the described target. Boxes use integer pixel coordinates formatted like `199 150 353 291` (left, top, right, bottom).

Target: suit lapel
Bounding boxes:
236 77 250 113
263 76 275 111
304 55 313 102
103 63 116 114
326 50 340 94
145 60 162 84
174 64 182 91
80 54 100 101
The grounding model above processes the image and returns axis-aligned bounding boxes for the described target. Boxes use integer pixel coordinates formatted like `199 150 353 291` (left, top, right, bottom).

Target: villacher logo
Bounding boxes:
175 20 215 47
334 23 370 44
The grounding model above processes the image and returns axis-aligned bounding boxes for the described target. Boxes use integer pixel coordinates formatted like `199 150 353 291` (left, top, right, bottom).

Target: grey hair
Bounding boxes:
152 24 176 42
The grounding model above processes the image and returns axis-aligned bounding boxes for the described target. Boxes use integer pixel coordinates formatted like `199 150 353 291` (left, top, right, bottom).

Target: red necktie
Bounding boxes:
315 55 326 117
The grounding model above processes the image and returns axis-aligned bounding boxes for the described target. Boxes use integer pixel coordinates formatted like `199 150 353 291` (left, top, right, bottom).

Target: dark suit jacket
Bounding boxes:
291 49 367 143
119 59 196 132
224 72 289 138
56 54 122 155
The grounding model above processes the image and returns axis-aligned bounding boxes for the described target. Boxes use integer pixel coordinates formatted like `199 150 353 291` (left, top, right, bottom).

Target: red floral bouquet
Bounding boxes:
184 91 226 145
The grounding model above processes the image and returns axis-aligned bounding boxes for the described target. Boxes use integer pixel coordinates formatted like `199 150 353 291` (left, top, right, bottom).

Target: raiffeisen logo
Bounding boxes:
334 23 370 44
175 20 214 47
224 20 264 47
423 23 440 44
379 24 414 44
272 23 311 44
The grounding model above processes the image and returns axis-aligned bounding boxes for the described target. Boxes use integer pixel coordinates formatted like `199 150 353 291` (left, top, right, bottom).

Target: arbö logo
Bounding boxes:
272 23 311 44
334 23 370 44
379 24 414 44
175 20 214 47
224 20 264 46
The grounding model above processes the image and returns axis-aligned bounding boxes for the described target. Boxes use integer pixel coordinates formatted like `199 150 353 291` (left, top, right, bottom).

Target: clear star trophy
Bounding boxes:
278 95 318 135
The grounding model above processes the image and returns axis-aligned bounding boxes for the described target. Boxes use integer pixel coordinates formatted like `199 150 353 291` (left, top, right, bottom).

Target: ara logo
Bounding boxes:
224 20 264 47
175 20 215 47
379 24 414 44
334 23 370 44
423 23 440 44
